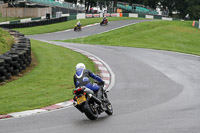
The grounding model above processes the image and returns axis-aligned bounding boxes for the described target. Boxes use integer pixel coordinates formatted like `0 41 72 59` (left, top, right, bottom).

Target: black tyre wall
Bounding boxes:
0 30 32 82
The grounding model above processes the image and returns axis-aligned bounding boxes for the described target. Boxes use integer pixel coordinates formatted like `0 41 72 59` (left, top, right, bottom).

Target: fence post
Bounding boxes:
199 19 200 29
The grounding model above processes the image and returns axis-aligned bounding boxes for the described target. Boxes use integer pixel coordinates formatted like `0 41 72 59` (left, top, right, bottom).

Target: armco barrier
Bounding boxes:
0 29 32 83
86 14 93 18
138 14 145 18
76 13 86 19
31 17 42 21
67 15 76 21
10 20 20 24
153 15 162 19
123 13 129 17
129 13 138 18
145 15 154 19
0 12 186 29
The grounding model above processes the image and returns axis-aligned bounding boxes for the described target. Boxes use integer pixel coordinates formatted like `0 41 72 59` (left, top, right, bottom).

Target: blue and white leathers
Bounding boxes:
74 68 103 92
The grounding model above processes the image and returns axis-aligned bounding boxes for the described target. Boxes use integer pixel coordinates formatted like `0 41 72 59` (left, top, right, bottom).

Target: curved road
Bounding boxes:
0 20 200 133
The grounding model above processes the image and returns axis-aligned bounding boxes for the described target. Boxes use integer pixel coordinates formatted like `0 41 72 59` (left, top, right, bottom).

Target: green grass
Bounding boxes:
0 28 14 55
0 39 96 115
0 13 25 22
61 20 200 56
14 17 144 35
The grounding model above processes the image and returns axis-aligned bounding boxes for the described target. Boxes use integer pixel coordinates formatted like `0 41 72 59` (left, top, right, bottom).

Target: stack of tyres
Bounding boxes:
12 38 32 66
7 51 26 71
12 48 31 65
9 31 24 38
9 30 19 36
0 30 32 83
0 59 6 82
12 43 31 56
0 57 12 82
16 37 31 44
11 50 29 70
13 33 24 38
0 55 12 79
2 53 20 76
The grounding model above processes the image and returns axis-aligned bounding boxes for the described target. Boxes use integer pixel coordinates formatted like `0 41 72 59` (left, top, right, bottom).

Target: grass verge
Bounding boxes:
60 20 200 56
0 39 95 115
14 17 144 35
0 28 14 55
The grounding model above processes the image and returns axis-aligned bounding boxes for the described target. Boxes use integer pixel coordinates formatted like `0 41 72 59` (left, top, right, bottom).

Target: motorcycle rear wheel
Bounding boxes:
84 100 98 120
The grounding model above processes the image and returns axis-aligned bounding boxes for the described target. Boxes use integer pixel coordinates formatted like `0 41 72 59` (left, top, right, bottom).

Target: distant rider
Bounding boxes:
102 17 107 23
76 20 81 28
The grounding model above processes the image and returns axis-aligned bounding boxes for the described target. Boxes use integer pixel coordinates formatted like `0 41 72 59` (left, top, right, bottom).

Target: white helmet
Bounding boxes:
76 63 86 70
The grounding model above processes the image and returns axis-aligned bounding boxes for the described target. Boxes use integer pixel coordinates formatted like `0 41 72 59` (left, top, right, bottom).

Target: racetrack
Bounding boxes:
0 19 199 133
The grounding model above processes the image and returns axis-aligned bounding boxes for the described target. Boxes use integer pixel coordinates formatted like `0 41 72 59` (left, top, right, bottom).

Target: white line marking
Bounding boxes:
56 101 73 107
8 109 47 118
88 57 96 60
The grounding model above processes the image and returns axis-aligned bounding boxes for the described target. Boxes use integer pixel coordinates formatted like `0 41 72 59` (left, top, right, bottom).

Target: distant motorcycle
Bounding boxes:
74 25 81 31
100 19 108 26
73 83 113 120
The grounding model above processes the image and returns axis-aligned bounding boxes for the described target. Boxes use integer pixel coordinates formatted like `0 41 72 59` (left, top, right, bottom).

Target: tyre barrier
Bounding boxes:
0 29 32 83
0 17 68 29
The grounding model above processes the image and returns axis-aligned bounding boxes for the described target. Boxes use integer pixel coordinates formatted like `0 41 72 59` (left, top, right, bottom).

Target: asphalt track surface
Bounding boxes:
0 19 200 133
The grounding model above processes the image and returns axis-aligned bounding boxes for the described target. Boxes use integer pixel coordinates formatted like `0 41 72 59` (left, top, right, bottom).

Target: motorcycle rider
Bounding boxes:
74 63 105 109
102 16 107 24
76 20 81 28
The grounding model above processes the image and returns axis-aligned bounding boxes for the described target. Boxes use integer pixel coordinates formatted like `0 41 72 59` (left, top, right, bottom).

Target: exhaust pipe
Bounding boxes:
73 101 77 106
88 94 102 105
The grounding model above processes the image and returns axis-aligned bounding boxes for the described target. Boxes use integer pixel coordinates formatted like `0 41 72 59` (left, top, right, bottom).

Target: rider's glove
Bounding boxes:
100 81 105 86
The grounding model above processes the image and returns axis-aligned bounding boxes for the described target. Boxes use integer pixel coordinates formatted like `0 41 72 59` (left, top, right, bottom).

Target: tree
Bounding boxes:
186 0 200 20
85 0 97 12
143 0 159 9
66 0 77 4
175 0 200 19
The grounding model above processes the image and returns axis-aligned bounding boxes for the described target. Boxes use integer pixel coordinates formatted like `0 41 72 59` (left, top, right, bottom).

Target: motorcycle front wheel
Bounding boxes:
103 93 113 115
105 102 113 115
84 100 98 120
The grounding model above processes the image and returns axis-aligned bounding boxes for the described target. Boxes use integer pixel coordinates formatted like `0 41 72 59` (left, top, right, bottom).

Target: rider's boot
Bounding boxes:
97 87 106 111
100 104 106 111
97 87 103 100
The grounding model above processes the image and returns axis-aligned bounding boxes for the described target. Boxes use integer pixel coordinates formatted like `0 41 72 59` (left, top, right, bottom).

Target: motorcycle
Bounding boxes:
73 83 113 120
74 25 81 31
100 19 108 26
